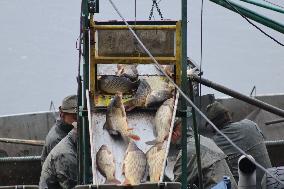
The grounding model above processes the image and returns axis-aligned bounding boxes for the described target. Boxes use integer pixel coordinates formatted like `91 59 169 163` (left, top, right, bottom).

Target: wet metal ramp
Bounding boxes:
89 93 179 185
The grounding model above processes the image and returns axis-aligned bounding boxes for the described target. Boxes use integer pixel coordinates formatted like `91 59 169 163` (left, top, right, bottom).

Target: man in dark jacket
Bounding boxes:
206 101 272 187
41 95 77 164
39 128 77 189
172 119 237 189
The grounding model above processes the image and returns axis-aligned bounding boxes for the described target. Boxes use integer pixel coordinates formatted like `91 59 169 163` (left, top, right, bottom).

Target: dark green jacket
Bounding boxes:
39 129 77 189
41 119 73 165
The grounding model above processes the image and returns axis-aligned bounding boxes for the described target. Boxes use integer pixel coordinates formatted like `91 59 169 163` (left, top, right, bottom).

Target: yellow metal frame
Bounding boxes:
89 20 182 105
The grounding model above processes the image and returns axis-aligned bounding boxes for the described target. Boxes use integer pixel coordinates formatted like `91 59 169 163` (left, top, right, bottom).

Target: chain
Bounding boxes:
149 0 164 20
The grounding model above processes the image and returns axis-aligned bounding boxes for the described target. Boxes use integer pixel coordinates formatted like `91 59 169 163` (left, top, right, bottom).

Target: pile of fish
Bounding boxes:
96 86 175 185
97 64 175 110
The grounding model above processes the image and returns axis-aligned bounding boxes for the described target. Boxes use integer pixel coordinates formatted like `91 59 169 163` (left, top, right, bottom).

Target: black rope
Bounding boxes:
149 0 164 20
262 0 284 9
221 0 284 46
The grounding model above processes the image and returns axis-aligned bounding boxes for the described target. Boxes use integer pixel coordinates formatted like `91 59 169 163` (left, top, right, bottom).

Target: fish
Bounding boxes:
122 141 147 185
146 98 174 145
124 78 173 111
146 142 166 182
145 89 173 107
162 65 174 78
104 91 140 141
98 75 139 94
116 64 138 81
96 145 121 184
124 79 152 111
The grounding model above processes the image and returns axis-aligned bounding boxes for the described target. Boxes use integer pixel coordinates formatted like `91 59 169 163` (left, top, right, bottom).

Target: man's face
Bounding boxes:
62 113 77 125
171 123 182 144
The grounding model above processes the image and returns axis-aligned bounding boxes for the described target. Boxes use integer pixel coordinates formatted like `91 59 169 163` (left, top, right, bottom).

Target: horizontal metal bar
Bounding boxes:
265 139 284 146
265 118 284 125
190 74 284 118
210 0 284 34
239 0 284 14
93 25 177 30
92 56 177 64
0 137 44 146
0 156 40 162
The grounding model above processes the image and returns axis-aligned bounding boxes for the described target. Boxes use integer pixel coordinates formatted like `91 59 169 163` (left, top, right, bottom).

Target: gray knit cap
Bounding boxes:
60 95 77 113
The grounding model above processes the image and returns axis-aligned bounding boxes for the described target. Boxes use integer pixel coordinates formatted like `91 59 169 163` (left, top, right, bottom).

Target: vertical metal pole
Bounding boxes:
189 80 204 189
181 1 189 189
80 0 91 184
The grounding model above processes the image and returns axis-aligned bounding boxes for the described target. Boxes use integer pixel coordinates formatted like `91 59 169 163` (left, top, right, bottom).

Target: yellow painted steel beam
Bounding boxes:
90 26 97 95
92 56 176 64
175 21 182 86
93 25 176 30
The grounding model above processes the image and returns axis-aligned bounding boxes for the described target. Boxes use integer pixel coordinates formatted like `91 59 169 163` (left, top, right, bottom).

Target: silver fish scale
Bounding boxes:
124 149 147 185
99 76 137 94
133 79 152 106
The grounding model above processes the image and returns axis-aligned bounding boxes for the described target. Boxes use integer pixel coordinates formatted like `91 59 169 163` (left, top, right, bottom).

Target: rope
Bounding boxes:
149 0 164 20
221 0 284 46
107 0 284 185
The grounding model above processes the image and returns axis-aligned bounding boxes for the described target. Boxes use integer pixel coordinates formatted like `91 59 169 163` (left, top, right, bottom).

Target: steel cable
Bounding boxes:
107 0 284 185
221 0 284 46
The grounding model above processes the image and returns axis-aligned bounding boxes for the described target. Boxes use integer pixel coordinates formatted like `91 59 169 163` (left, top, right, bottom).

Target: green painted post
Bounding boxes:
238 0 284 14
210 0 284 34
80 0 91 184
181 0 189 189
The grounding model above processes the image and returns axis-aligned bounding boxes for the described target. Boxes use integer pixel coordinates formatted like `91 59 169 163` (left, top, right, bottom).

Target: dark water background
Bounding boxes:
0 0 283 115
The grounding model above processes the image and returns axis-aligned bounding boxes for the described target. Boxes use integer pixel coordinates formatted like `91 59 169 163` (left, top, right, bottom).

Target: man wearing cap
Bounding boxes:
172 119 238 189
206 101 271 187
41 95 77 165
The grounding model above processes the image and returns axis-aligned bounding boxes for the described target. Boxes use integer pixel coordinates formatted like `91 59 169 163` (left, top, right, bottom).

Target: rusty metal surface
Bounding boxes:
90 95 178 185
0 156 41 186
97 30 175 57
0 112 56 157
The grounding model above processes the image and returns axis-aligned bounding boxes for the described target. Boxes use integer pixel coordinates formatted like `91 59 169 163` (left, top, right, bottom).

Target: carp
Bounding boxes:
104 91 140 141
145 89 173 107
124 79 173 111
124 79 152 111
116 64 138 81
146 142 166 182
146 98 174 145
96 145 121 184
98 75 139 94
122 141 147 185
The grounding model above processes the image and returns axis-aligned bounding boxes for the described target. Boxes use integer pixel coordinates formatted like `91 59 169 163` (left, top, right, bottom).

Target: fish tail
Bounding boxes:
123 178 131 185
128 134 140 141
105 178 121 185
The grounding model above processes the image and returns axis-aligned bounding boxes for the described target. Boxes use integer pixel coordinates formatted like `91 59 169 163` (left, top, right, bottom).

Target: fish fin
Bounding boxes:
123 178 131 185
127 128 134 131
103 122 107 129
105 178 121 185
145 139 157 145
128 134 140 141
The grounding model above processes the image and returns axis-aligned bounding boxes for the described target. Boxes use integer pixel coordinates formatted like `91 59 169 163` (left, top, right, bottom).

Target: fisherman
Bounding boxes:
39 128 78 189
206 101 272 187
41 95 77 165
172 119 238 189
